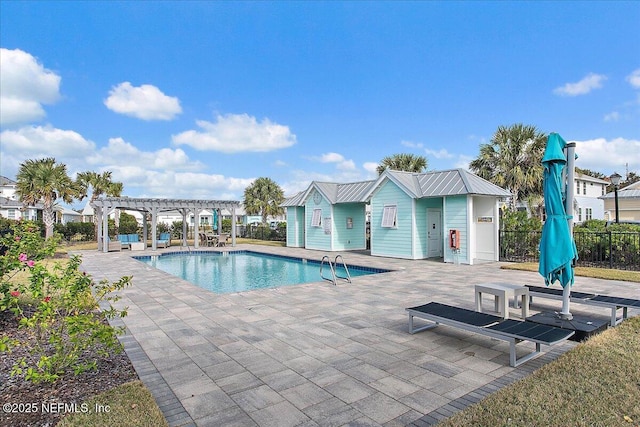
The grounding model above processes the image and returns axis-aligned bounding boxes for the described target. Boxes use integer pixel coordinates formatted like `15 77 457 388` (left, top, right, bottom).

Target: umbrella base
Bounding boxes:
526 312 609 342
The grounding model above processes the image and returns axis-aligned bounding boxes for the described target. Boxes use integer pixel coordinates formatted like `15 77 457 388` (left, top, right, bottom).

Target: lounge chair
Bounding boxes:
526 285 640 326
406 302 574 367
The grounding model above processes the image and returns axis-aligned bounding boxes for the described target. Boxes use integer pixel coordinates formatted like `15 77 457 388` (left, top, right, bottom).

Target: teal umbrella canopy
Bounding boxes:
539 133 578 288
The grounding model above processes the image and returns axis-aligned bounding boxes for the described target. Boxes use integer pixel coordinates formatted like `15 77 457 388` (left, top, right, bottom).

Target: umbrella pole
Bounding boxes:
559 142 577 320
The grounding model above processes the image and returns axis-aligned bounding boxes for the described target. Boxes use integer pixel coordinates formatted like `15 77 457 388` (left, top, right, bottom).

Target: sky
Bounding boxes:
1 1 639 209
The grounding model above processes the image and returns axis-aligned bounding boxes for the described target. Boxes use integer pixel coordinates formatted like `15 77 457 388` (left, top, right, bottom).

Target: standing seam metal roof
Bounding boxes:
281 169 511 206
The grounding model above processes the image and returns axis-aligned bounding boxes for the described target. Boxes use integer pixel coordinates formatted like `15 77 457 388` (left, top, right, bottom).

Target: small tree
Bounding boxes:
376 153 428 175
470 124 546 211
243 177 284 225
16 158 79 239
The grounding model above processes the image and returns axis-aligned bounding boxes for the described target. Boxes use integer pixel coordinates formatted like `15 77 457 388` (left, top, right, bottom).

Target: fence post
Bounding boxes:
609 230 613 269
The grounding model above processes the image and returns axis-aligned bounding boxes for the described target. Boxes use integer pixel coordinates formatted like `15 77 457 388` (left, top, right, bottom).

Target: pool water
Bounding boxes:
136 251 388 294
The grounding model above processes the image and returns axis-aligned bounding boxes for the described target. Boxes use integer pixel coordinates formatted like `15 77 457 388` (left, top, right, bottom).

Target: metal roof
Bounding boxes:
281 191 306 207
283 169 510 207
0 176 17 186
375 169 511 198
336 180 375 203
600 189 640 199
284 180 375 207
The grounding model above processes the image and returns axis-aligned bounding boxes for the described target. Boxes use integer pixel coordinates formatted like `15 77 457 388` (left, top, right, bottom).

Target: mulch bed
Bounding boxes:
0 309 138 426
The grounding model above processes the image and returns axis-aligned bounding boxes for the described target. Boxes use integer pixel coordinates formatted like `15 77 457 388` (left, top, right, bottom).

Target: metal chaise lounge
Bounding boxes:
406 302 574 367
526 285 640 326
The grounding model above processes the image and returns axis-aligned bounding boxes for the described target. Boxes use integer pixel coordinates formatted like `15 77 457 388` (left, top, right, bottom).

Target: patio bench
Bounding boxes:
526 285 640 326
406 302 574 367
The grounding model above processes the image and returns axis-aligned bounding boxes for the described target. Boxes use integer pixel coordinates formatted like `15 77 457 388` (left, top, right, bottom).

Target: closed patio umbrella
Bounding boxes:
539 133 578 319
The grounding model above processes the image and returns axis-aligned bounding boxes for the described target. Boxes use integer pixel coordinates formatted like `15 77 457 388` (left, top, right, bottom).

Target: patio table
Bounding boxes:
475 282 529 319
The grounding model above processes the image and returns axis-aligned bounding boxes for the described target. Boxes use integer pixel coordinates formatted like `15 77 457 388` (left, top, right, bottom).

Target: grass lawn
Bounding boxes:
438 316 640 426
58 381 167 427
502 262 640 282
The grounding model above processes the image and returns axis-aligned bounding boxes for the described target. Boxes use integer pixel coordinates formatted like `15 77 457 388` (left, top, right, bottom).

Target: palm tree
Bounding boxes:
16 158 79 239
376 153 428 175
76 170 124 236
243 177 284 224
469 124 546 211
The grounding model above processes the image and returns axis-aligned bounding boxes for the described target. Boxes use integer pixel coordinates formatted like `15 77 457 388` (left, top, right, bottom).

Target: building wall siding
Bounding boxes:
332 203 367 251
305 191 332 251
370 180 414 258
286 207 305 247
444 195 469 264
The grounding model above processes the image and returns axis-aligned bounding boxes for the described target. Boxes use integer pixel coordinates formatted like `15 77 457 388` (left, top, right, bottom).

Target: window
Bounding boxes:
578 208 582 222
311 209 322 227
576 181 580 194
583 182 586 194
8 209 16 219
381 205 397 228
602 185 605 196
586 208 592 221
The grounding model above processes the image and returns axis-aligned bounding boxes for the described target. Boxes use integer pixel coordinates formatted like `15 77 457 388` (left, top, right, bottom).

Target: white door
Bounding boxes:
427 208 443 257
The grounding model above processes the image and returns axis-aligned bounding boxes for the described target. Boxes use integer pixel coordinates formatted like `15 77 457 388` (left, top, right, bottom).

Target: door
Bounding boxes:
427 208 443 257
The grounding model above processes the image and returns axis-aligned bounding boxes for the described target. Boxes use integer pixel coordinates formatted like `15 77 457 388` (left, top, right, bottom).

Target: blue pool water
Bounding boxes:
135 251 389 294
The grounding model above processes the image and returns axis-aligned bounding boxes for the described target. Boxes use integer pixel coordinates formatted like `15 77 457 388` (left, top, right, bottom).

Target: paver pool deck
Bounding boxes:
77 245 640 427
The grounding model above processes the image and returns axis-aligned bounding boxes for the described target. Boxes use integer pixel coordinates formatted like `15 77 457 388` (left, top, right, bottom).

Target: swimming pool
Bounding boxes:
135 251 389 294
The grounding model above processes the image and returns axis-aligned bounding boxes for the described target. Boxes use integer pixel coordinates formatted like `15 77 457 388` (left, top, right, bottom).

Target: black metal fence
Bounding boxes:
168 224 286 242
499 230 640 271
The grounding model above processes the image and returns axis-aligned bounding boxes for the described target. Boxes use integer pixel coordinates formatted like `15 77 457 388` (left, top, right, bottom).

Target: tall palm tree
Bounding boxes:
376 153 428 175
76 170 124 235
469 123 546 210
16 158 79 239
243 177 284 225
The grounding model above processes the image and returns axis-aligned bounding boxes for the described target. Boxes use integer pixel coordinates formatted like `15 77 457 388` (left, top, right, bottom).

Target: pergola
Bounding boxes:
91 197 241 252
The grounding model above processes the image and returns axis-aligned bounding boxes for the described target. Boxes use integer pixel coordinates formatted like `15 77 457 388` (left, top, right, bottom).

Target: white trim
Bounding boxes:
311 208 322 227
381 205 397 228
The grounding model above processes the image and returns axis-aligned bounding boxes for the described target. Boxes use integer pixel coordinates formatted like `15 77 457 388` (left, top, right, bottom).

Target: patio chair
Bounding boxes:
217 233 229 247
157 232 171 248
104 236 121 252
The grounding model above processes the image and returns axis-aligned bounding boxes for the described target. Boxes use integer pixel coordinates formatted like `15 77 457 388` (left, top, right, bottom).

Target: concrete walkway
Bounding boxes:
77 245 640 427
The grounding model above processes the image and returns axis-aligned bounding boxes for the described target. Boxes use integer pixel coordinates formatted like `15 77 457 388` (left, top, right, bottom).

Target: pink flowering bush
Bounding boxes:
0 219 131 383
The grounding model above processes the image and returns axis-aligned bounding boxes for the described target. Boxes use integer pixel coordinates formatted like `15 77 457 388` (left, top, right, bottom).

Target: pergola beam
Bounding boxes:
91 197 241 253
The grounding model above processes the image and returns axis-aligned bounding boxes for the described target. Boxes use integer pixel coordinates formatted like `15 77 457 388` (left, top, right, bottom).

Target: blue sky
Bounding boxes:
1 1 639 208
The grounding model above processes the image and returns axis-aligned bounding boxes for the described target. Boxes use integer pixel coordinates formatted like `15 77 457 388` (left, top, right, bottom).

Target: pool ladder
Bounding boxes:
320 255 352 286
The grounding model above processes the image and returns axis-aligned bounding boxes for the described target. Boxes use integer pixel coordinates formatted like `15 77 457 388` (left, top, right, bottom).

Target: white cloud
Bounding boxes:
454 155 474 170
363 162 379 176
0 48 61 126
572 137 640 172
425 148 454 159
401 140 423 149
0 125 95 159
104 82 182 121
603 111 620 122
172 113 296 153
627 69 640 89
308 152 357 171
553 73 607 97
87 137 203 171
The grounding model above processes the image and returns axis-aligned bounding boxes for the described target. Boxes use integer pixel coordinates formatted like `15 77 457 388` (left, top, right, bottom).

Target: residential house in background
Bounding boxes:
600 180 640 222
573 172 608 223
0 176 41 221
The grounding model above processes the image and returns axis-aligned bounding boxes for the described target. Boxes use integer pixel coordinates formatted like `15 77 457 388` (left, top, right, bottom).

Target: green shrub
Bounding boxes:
117 212 139 235
1 220 131 384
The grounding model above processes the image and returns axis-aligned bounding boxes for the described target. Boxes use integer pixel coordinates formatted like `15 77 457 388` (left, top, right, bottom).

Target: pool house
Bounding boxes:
282 168 511 265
